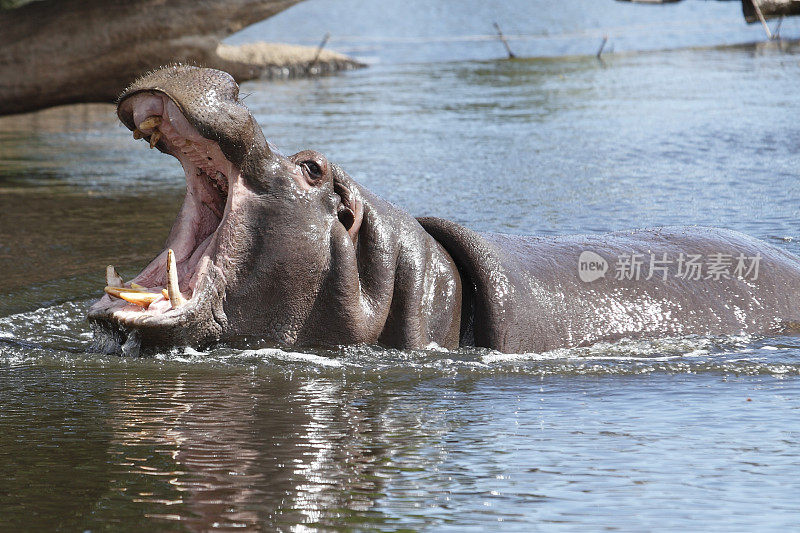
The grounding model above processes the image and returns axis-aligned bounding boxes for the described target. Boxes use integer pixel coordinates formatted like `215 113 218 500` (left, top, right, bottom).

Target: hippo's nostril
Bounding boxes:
338 205 355 230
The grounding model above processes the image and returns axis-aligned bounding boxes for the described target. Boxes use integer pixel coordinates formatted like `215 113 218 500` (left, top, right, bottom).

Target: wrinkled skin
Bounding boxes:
90 66 800 355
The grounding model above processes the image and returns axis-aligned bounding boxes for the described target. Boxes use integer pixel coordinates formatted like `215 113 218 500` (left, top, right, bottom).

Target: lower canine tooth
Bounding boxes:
104 286 123 299
105 285 152 297
118 291 161 308
133 129 143 140
106 265 123 287
166 248 187 309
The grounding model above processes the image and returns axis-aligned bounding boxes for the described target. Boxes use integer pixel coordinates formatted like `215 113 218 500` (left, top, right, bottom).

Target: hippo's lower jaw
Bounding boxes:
89 91 239 353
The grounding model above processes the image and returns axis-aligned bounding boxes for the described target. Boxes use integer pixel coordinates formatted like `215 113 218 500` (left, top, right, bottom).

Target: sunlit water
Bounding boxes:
2 1 800 530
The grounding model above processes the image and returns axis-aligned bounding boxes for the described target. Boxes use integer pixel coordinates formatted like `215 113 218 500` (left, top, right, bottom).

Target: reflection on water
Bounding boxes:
1 298 800 529
2 346 800 530
2 9 800 529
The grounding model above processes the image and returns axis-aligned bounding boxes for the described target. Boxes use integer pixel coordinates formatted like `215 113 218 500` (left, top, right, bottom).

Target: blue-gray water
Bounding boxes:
2 0 800 530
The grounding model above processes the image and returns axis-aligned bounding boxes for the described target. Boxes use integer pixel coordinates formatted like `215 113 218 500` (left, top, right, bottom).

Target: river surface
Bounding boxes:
2 0 800 530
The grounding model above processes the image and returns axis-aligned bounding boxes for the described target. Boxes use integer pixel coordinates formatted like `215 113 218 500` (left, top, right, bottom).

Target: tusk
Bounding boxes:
166 248 186 309
139 115 162 131
118 291 162 308
133 129 143 140
105 286 163 308
149 130 162 149
104 286 122 299
130 282 146 290
106 265 123 288
105 285 154 297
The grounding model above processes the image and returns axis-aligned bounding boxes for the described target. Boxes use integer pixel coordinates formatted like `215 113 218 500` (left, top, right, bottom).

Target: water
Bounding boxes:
2 0 800 529
229 0 800 63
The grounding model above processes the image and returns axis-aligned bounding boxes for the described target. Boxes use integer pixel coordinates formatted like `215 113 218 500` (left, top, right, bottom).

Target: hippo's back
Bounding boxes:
419 217 800 353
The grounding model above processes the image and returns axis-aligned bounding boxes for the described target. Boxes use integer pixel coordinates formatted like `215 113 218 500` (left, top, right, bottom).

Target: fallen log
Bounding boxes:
615 0 683 4
743 0 800 22
0 0 363 116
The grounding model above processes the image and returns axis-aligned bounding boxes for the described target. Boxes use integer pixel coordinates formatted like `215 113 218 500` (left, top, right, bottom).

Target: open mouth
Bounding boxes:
90 91 238 325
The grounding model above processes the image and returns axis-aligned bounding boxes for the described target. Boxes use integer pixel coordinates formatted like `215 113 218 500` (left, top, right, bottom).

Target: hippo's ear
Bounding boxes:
333 177 363 244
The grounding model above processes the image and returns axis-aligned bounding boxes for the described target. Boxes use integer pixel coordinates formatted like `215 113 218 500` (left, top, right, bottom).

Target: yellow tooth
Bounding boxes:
166 249 186 309
105 286 162 308
106 265 123 288
105 286 122 299
162 288 170 300
133 129 143 140
139 116 162 130
118 291 162 308
105 285 153 297
149 130 162 149
130 282 146 290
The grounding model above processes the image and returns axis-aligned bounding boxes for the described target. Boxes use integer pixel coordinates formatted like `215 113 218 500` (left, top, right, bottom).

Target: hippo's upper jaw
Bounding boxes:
89 67 256 352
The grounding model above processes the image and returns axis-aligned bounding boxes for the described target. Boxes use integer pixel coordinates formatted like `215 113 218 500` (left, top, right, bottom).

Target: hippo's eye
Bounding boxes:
301 160 323 179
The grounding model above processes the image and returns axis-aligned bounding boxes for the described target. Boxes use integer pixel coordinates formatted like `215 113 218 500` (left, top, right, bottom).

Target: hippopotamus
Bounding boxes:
89 65 800 354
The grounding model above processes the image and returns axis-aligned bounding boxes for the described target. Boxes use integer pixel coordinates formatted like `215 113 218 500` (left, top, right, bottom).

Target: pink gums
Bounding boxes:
94 93 241 317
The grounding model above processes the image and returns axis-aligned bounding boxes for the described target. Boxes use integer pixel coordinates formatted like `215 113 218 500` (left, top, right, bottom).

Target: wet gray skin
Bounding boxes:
90 65 800 354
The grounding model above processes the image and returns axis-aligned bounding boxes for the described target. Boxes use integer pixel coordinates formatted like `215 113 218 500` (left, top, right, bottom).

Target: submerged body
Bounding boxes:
88 66 800 354
422 219 800 352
